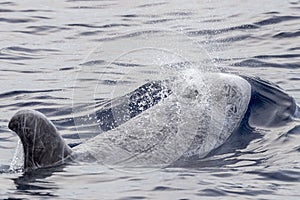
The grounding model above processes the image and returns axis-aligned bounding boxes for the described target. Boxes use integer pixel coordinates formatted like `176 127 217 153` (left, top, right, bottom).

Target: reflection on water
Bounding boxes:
0 0 300 199
12 166 65 198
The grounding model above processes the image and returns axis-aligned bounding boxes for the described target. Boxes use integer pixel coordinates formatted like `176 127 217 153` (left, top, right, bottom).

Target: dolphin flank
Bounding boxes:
8 72 299 171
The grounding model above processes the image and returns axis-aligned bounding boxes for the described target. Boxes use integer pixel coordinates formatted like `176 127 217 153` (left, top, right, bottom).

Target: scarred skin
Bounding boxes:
8 110 72 171
8 73 299 171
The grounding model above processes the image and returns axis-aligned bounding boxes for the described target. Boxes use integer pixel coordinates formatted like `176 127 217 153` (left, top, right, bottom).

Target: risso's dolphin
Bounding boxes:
8 72 299 171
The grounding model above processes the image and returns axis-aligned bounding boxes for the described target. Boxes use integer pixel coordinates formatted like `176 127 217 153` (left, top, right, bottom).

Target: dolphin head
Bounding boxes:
8 110 72 171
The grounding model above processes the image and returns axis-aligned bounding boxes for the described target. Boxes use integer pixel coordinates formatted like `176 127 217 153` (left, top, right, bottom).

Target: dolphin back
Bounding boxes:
74 73 252 167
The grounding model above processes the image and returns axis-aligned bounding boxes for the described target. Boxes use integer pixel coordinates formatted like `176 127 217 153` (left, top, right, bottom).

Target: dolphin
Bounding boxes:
8 73 299 171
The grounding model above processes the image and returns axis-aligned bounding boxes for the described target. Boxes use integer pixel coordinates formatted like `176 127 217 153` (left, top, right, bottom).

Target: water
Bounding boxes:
0 0 300 199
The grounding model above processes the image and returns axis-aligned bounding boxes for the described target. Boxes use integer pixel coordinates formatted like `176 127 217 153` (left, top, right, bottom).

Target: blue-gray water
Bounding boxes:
1 0 300 199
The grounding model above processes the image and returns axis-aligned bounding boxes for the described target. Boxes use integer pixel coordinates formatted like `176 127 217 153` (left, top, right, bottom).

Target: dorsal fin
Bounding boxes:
8 110 72 171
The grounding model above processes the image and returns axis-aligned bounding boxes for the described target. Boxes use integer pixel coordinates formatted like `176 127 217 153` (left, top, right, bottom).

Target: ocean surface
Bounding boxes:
1 0 300 199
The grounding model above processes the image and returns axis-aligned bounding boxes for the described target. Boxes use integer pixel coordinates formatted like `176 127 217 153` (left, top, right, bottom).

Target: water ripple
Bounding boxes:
152 186 183 191
199 189 227 196
145 18 174 24
254 54 300 59
0 9 13 12
187 24 259 36
188 15 299 37
246 170 300 182
233 59 300 69
79 30 104 36
0 17 34 23
0 1 16 5
273 30 300 38
254 15 300 26
118 14 139 18
94 30 163 42
67 23 131 29
4 46 59 53
0 89 62 98
15 25 69 35
80 60 105 66
137 2 168 8
0 44 60 63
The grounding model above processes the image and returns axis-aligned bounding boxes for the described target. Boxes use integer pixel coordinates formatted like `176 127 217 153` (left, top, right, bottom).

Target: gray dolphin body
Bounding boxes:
8 73 299 171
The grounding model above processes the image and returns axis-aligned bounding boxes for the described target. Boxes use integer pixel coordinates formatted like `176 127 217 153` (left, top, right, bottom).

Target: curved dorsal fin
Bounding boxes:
8 110 72 171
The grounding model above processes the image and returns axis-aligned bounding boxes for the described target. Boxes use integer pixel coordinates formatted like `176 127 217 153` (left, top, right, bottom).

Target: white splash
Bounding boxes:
74 72 252 169
9 138 24 171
